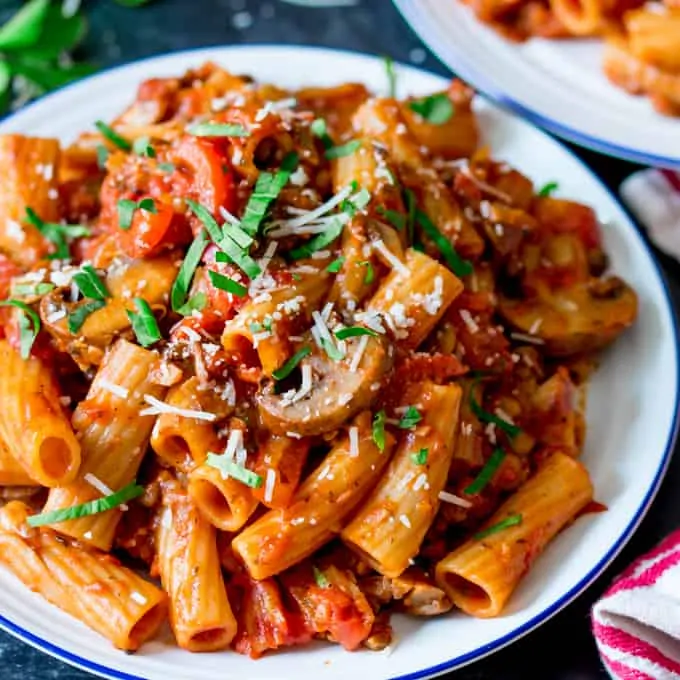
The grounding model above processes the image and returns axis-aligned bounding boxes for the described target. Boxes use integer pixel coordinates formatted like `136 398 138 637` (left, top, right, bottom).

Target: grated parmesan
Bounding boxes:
349 426 359 457
264 469 276 503
510 332 545 346
130 591 147 605
413 472 428 492
529 318 543 335
459 309 479 334
371 239 409 276
99 379 129 399
438 491 473 508
349 335 369 372
399 514 412 529
140 395 217 422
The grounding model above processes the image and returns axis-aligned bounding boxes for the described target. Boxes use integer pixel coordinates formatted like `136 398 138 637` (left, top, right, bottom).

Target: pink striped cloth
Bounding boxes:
620 169 680 261
591 167 680 678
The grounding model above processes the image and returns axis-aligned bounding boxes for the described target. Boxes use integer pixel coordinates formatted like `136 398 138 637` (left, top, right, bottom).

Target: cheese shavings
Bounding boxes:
139 395 217 422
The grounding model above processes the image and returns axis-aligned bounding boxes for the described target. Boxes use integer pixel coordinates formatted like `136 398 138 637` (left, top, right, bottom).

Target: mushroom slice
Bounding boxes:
257 334 392 436
499 275 638 356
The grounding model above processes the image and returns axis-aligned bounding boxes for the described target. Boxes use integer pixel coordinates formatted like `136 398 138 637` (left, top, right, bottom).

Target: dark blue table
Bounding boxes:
1 1 678 678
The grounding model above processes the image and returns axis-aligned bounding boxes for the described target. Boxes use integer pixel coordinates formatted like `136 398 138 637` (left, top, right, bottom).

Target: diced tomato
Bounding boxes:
231 575 311 659
117 199 189 258
172 136 237 219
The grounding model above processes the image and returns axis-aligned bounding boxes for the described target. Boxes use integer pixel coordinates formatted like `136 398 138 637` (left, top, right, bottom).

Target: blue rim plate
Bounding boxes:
393 0 680 169
0 45 677 680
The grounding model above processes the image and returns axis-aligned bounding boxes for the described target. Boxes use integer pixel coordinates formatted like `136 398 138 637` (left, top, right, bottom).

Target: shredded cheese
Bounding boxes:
398 514 412 529
413 472 428 492
459 309 479 334
140 395 217 422
371 239 409 276
99 379 129 400
264 469 276 503
130 591 147 605
349 335 369 372
510 331 546 346
529 318 543 335
438 491 473 508
349 426 359 457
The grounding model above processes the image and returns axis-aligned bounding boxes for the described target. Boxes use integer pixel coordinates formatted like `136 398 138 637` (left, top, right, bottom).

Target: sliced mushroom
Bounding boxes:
499 275 638 356
40 255 179 369
257 335 392 436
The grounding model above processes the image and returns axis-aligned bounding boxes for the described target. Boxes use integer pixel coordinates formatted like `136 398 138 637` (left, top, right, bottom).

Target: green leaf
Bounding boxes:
187 122 250 138
68 299 105 333
310 117 334 150
0 0 50 51
240 151 299 236
272 346 311 381
326 257 345 273
12 281 55 297
96 144 109 170
464 447 506 495
398 406 421 429
214 236 261 279
325 139 360 160
126 297 161 347
171 231 208 313
132 135 155 158
185 198 224 244
319 336 345 361
157 162 175 173
411 447 429 465
469 378 522 438
358 260 374 284
175 292 207 317
289 216 343 260
313 566 330 588
208 270 248 297
13 5 86 60
377 206 406 231
415 209 473 278
117 198 137 231
10 58 96 92
538 181 559 197
24 207 89 261
27 482 144 527
474 514 523 541
205 453 263 488
372 410 386 452
95 120 131 151
73 265 109 302
0 60 12 111
334 326 377 340
0 300 40 358
409 93 455 125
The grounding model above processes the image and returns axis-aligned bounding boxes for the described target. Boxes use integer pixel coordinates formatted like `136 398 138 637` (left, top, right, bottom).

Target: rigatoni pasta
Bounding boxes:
0 62 636 657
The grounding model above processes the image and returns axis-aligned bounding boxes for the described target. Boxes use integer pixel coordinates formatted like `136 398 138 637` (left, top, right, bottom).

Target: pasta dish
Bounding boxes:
458 0 680 116
0 62 638 657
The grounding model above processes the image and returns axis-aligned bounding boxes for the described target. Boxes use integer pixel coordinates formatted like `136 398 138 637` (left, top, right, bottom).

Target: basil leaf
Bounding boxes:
474 513 523 540
0 0 50 51
272 346 311 381
313 566 330 588
175 292 207 317
464 447 506 495
289 216 343 260
0 300 40 358
205 453 263 488
126 297 161 347
132 135 155 158
409 93 454 125
372 410 386 452
95 120 131 151
208 270 247 297
187 123 250 138
27 482 144 527
170 231 208 313
538 181 559 197
326 257 345 273
415 209 473 277
334 326 377 340
325 139 361 160
411 447 429 465
68 299 105 333
398 406 421 429
73 265 109 302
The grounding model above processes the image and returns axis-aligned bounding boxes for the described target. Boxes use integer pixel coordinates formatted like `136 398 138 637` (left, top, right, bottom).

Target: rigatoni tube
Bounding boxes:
435 452 594 617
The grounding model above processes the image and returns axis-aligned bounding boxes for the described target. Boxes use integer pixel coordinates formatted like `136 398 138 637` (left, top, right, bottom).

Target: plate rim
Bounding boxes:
392 0 680 170
0 43 678 680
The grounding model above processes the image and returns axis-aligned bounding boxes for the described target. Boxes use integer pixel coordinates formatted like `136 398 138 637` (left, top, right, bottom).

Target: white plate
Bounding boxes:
393 0 680 168
0 45 677 680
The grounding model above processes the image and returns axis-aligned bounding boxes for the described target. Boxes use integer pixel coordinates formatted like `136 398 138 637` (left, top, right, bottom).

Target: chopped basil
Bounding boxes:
96 144 109 169
474 513 523 540
538 181 559 197
26 482 144 527
170 230 208 313
68 299 105 333
272 346 311 381
325 139 361 160
132 135 155 158
313 566 330 588
95 120 131 151
372 409 386 452
320 337 345 361
0 0 50 51
208 270 247 297
377 206 406 231
72 264 109 301
175 292 207 317
310 118 334 150
0 300 40 358
117 197 156 231
24 207 90 260
12 282 54 297
464 447 506 495
469 379 522 438
409 93 454 125
214 237 261 279
359 260 374 284
341 188 371 216
240 151 299 236
398 406 421 429
126 297 161 347
334 326 377 340
289 216 343 260
157 162 176 173
187 122 250 138
326 256 345 273
185 198 224 244
411 447 429 465
415 209 473 278
384 55 397 98
206 453 263 488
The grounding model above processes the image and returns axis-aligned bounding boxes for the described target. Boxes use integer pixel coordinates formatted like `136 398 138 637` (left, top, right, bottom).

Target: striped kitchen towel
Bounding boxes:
592 530 680 679
620 169 680 260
